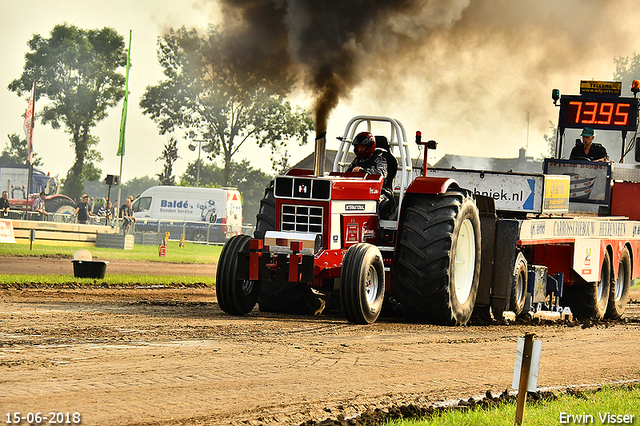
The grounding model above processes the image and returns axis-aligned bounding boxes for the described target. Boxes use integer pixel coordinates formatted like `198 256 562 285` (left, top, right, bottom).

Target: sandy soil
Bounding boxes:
1 256 639 425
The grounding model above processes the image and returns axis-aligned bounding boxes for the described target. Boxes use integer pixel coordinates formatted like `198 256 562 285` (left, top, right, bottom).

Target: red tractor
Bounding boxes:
217 104 640 325
217 116 488 325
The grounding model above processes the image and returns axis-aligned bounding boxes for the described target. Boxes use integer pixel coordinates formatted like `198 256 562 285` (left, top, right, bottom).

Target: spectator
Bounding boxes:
0 191 10 217
119 197 136 233
74 194 92 224
32 192 50 221
100 200 114 226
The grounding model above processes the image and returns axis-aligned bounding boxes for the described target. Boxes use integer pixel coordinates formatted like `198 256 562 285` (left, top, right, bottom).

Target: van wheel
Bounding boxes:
216 234 260 315
606 246 631 319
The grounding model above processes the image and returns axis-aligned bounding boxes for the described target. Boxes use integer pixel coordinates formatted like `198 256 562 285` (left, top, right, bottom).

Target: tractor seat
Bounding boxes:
375 135 398 191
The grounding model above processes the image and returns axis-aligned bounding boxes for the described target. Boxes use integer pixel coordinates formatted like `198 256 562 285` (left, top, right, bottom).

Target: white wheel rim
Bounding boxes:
365 265 379 305
597 261 607 301
454 218 476 305
516 271 525 302
616 260 626 301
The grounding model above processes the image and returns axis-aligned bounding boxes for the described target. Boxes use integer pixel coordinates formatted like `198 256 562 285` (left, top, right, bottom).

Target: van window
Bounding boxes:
133 196 152 213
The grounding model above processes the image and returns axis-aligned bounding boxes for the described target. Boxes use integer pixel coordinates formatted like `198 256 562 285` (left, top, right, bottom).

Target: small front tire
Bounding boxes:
341 243 385 324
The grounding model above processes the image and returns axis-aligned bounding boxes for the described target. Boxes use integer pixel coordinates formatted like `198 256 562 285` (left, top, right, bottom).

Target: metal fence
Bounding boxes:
2 209 254 245
132 219 254 245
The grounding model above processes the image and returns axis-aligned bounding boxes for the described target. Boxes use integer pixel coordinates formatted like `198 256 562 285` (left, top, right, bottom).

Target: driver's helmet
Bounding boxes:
353 132 376 158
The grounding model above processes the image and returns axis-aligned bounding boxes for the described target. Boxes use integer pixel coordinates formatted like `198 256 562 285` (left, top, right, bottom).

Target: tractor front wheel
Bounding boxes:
394 191 481 325
341 243 385 324
216 234 260 315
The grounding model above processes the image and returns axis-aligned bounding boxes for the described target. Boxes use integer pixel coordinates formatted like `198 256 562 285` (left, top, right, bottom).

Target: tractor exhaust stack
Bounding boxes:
314 132 327 177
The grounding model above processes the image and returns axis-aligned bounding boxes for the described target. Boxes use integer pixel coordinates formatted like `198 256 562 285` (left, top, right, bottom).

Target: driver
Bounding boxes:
346 132 394 218
569 127 608 162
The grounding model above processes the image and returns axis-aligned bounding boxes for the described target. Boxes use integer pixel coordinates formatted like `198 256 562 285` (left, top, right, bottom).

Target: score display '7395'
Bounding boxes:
559 95 639 131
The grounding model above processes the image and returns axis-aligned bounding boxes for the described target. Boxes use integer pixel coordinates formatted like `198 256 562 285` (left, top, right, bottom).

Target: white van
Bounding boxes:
132 186 242 239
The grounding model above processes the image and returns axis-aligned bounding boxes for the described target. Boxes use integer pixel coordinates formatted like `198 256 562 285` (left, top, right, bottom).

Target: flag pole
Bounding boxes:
24 82 36 219
117 30 132 220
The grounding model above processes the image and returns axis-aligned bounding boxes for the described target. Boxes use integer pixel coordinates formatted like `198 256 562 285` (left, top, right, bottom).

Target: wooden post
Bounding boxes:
515 332 536 425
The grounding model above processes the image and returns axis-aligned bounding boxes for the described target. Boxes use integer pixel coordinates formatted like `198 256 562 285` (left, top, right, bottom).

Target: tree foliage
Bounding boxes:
8 23 127 200
614 53 640 91
0 134 42 166
140 25 313 186
156 137 180 186
180 159 272 224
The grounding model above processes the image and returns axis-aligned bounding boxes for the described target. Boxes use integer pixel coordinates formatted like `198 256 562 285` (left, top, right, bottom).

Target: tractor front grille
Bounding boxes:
281 205 323 233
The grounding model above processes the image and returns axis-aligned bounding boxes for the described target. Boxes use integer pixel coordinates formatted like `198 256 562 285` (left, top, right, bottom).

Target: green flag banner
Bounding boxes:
117 30 132 157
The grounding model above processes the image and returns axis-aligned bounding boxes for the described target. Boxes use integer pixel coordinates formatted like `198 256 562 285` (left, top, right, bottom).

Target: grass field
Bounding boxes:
0 240 223 263
387 386 640 426
0 273 214 287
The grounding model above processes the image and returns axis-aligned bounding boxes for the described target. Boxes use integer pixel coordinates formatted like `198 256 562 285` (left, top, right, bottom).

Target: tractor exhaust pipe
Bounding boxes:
314 132 327 177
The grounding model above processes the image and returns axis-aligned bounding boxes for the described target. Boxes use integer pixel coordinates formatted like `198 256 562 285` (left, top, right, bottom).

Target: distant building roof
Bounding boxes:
432 148 542 174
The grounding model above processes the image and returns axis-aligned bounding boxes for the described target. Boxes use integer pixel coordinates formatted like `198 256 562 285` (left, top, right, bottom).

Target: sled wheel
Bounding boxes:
510 252 528 316
606 246 631 319
216 234 260 315
254 182 275 239
567 250 611 319
394 191 481 325
340 243 385 324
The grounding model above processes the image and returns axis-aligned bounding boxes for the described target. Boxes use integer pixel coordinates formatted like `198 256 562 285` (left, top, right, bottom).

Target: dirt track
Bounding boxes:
1 257 640 425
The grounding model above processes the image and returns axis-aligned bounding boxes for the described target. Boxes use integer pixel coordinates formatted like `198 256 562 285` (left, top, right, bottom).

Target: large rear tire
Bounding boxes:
46 197 76 223
566 250 611 319
394 191 481 325
254 182 275 239
509 252 528 316
216 234 260 315
606 247 631 319
341 243 385 324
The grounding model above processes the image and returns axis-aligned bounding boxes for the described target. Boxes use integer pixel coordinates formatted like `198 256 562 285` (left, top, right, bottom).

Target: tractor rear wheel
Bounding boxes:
566 250 611 319
254 182 275 239
606 246 631 319
394 191 481 325
216 234 260 315
340 243 385 324
509 252 528 316
46 197 76 223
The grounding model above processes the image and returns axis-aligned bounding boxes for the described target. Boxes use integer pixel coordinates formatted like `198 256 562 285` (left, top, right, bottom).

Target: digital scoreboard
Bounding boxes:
558 95 639 131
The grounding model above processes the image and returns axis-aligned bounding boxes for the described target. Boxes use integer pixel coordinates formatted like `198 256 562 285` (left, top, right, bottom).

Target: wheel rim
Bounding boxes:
516 270 525 303
615 260 626 301
364 264 379 305
241 279 254 296
597 262 607 301
53 205 76 223
454 218 476 304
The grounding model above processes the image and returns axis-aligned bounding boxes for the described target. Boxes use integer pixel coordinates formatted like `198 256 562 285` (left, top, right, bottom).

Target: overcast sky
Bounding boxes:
1 1 640 187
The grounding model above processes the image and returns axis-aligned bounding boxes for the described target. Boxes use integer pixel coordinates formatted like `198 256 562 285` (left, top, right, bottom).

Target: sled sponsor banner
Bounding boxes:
520 217 640 242
542 175 570 212
0 219 16 244
427 168 542 213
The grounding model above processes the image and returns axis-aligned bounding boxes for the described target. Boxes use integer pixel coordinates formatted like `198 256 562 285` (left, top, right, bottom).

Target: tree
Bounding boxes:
180 159 272 224
140 25 313 186
8 23 127 200
156 137 180 186
0 134 42 166
613 53 640 91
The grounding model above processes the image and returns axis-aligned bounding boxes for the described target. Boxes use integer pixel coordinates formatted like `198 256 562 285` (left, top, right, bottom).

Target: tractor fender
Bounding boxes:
405 177 459 195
